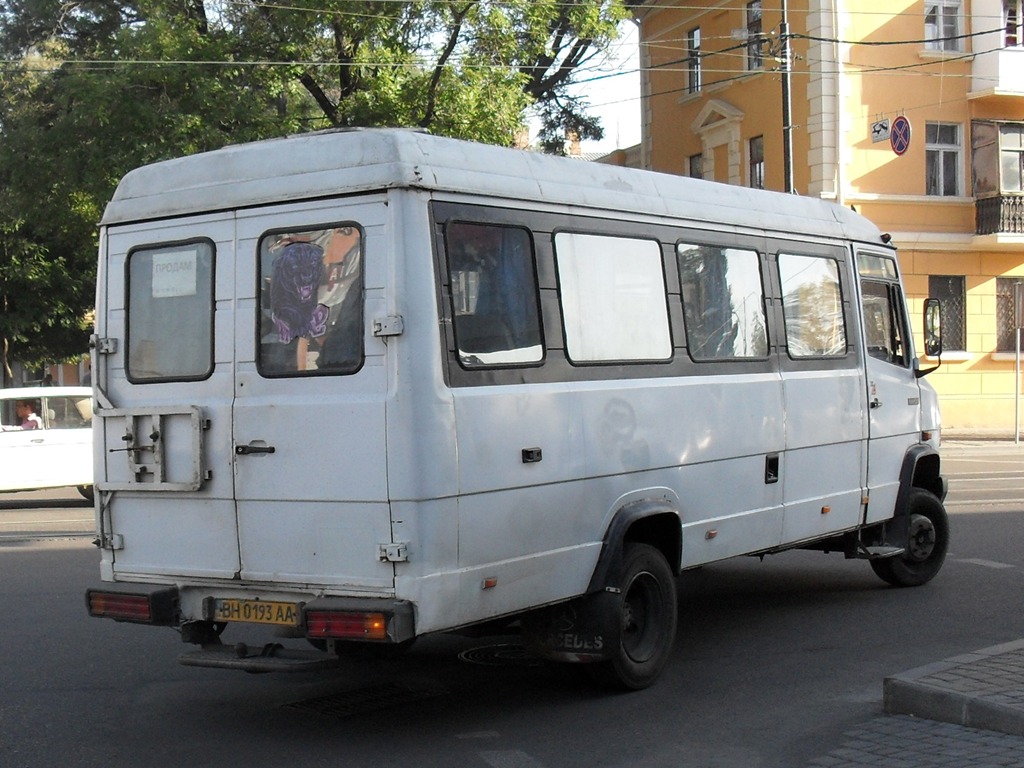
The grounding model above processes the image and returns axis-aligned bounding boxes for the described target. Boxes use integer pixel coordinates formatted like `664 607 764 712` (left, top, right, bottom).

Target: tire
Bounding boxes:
589 543 678 691
870 488 949 587
77 485 94 502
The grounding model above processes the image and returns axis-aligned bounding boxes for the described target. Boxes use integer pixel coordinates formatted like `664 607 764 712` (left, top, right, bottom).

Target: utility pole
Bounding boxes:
780 0 795 194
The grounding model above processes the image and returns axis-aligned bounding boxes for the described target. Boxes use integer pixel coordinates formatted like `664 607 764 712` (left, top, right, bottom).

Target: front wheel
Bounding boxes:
589 543 678 690
870 488 949 587
77 485 94 502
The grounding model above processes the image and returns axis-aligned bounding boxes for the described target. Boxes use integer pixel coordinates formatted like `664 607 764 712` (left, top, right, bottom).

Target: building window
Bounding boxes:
926 122 961 196
972 121 1024 195
996 277 1024 352
746 0 763 69
749 135 764 189
929 275 966 351
1002 124 1024 192
686 27 702 94
1007 0 1021 46
689 153 703 179
925 0 961 51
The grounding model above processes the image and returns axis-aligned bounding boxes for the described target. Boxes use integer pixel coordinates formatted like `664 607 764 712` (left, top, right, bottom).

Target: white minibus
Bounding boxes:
86 129 947 690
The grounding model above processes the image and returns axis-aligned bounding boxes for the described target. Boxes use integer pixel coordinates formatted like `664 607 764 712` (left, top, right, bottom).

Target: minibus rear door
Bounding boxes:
230 198 395 590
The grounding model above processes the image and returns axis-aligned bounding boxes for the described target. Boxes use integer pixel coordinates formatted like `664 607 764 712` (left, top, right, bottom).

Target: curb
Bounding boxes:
883 640 1024 738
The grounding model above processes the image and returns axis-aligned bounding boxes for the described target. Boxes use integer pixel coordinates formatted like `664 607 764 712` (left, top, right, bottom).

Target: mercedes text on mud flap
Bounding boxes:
86 129 948 690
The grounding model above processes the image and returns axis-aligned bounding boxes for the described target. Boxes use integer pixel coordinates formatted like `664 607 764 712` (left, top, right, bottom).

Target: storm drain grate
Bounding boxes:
285 681 448 718
458 643 542 667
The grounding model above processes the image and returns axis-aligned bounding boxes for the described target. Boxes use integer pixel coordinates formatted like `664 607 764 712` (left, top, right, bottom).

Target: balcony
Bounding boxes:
969 0 1024 100
970 48 1024 99
976 194 1024 235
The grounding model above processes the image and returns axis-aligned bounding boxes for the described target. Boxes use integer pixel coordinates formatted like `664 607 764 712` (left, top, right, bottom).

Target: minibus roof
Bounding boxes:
101 128 886 244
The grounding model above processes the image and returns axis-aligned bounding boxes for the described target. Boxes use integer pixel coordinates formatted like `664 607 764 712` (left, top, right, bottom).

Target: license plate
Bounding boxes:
211 598 300 627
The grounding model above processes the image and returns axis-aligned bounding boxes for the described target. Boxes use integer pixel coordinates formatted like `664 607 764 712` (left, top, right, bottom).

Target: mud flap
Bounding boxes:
521 590 621 664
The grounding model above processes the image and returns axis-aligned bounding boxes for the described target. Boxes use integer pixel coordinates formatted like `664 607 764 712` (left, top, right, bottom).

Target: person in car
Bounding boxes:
16 399 42 430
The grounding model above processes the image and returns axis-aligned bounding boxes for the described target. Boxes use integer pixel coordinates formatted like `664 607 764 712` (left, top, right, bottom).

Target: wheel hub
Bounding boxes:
906 513 936 562
620 571 660 663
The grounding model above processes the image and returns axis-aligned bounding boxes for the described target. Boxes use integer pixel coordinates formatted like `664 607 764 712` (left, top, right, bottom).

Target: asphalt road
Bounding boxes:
2 445 1023 768
0 486 92 541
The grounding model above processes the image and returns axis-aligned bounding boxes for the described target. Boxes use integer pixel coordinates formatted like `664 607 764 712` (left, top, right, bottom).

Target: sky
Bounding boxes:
535 21 642 155
577 22 642 154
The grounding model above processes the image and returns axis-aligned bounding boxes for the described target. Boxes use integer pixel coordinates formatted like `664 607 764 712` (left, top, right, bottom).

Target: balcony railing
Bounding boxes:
976 194 1024 235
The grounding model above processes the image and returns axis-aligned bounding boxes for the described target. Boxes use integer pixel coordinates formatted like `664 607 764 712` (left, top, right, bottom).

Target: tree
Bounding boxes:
0 0 629 364
225 0 627 143
0 218 88 383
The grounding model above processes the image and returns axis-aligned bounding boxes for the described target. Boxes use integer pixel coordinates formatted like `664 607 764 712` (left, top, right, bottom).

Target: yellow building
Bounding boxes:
634 0 1024 434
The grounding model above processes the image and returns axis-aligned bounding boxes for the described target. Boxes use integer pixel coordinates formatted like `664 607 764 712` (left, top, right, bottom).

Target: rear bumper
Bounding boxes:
86 584 416 643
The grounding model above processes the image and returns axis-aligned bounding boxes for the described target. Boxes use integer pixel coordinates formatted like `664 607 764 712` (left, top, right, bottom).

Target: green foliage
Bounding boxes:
0 0 629 366
0 216 89 378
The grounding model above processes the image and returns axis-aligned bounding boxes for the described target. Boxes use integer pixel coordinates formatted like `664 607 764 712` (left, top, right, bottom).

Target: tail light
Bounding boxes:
86 588 178 625
305 610 389 641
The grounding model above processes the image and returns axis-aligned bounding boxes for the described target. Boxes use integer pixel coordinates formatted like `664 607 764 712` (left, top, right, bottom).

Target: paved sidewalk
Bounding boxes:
885 640 1024 737
805 642 1024 766
807 715 1024 767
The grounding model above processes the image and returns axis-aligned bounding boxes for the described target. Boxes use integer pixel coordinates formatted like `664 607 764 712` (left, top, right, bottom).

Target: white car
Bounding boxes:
0 386 93 499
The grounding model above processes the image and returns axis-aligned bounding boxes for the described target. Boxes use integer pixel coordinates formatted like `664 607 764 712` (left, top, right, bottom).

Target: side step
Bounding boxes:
858 545 906 560
180 643 338 673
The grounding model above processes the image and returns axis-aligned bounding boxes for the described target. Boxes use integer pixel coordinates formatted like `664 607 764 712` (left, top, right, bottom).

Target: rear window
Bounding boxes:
258 224 364 377
127 240 215 382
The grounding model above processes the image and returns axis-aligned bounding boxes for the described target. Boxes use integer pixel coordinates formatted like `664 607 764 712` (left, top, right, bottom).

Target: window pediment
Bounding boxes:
691 99 745 134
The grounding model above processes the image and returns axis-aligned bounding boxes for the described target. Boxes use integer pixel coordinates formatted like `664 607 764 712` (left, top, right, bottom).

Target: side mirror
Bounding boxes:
923 298 942 357
917 298 942 377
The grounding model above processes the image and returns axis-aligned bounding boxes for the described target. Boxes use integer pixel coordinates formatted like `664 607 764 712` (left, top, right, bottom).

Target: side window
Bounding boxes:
861 281 909 367
778 253 847 358
676 242 768 360
42 396 93 429
445 221 543 368
127 240 215 382
1 398 41 430
0 399 14 428
555 232 672 363
258 225 364 377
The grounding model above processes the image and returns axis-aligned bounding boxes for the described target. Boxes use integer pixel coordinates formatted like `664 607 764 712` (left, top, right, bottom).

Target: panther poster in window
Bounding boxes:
258 225 364 376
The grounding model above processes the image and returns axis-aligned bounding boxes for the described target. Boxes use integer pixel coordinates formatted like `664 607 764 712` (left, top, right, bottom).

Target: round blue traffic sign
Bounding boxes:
890 115 911 156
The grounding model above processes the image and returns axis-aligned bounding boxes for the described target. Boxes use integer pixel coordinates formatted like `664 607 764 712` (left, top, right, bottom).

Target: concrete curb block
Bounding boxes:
883 640 1024 738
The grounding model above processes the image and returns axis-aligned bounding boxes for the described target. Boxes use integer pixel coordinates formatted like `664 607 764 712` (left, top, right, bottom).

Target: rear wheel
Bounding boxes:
589 543 678 690
77 485 94 502
870 488 949 587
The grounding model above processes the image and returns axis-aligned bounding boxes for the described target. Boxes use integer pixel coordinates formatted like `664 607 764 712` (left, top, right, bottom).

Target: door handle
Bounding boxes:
870 398 883 409
235 443 276 455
